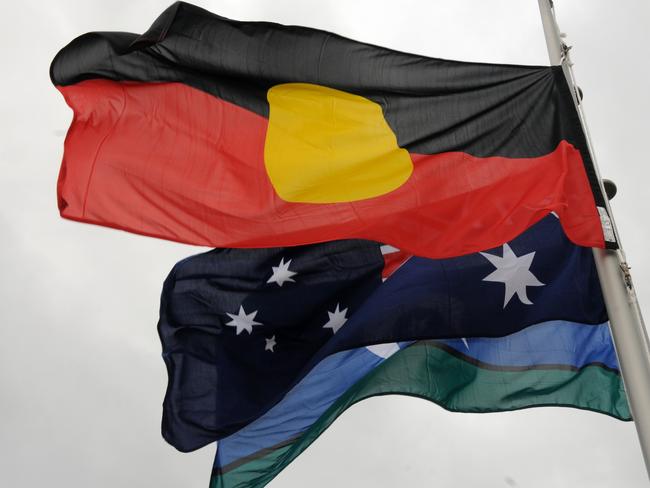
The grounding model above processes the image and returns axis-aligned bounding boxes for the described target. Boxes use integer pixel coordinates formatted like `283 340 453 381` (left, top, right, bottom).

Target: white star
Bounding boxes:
480 243 545 308
323 303 348 334
265 335 276 352
225 305 262 335
267 257 297 287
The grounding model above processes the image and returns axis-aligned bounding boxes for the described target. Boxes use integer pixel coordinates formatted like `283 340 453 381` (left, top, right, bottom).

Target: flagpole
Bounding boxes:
537 0 650 477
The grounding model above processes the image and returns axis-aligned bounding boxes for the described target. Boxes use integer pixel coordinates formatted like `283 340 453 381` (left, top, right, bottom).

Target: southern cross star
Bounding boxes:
225 305 262 335
267 257 297 287
265 335 276 352
480 243 545 308
323 303 348 334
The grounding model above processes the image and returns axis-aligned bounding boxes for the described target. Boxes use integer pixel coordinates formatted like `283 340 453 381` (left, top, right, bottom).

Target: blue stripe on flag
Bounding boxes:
214 320 617 469
215 346 387 468
442 321 617 370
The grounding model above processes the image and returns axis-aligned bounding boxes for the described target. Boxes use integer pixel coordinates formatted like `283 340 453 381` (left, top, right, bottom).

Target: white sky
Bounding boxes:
1 1 650 486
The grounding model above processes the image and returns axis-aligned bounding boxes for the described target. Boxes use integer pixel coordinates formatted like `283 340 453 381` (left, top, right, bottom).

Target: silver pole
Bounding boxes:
538 0 650 478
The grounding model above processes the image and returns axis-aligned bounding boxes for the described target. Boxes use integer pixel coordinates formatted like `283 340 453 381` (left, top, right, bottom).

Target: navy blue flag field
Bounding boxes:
157 215 629 487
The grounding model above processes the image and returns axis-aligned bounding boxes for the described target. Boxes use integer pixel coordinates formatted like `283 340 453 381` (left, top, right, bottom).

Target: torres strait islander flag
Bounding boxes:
158 215 629 487
51 2 616 258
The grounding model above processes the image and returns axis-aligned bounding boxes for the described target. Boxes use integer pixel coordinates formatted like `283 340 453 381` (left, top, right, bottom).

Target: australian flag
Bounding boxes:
158 215 628 487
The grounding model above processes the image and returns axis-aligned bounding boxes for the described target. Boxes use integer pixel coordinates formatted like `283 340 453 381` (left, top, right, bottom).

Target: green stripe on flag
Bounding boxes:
211 342 630 488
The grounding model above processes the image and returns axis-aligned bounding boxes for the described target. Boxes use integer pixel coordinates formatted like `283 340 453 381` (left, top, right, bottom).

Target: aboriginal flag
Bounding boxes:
51 2 615 258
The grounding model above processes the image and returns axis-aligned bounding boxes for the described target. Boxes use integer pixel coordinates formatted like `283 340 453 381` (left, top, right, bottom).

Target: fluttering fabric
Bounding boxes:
157 216 627 487
51 2 615 258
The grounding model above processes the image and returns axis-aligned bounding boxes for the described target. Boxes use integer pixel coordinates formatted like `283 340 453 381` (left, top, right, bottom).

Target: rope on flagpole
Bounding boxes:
537 0 650 478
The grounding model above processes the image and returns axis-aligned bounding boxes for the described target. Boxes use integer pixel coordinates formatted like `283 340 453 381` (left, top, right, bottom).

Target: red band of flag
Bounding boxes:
57 79 604 257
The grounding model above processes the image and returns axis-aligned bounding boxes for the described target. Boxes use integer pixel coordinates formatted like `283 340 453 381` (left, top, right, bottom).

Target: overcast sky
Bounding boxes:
2 1 650 487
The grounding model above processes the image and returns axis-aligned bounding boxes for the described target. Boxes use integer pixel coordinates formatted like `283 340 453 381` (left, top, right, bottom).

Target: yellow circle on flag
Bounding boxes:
264 83 413 203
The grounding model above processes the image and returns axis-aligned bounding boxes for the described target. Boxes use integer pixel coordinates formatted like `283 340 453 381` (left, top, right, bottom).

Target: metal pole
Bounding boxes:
537 0 650 478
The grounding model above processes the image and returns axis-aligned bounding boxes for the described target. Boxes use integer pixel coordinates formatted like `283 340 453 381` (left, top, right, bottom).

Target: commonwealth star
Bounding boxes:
480 243 544 308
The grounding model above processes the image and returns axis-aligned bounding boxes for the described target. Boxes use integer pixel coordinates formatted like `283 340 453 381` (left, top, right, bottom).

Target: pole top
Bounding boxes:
603 179 617 200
